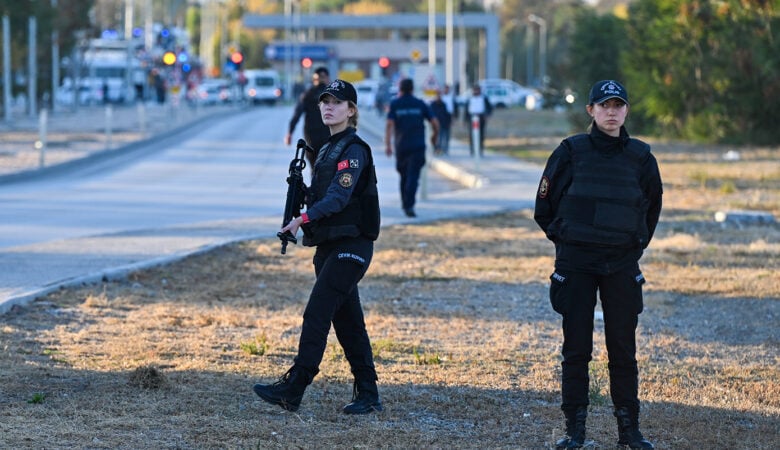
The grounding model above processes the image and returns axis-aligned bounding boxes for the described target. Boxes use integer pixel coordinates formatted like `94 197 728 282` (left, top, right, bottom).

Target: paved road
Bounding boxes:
0 103 543 314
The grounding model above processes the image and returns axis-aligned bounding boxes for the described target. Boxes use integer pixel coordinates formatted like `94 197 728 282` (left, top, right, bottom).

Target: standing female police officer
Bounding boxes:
534 80 662 449
253 79 382 414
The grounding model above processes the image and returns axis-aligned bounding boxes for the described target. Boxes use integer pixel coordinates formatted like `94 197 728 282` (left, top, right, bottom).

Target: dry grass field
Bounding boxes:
1 108 778 449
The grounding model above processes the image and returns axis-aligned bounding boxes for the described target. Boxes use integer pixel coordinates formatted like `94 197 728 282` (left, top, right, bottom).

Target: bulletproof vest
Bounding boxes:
555 134 650 248
302 128 380 247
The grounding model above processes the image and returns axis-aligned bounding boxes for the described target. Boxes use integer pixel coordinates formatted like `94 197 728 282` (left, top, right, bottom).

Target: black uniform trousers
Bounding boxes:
550 263 644 412
395 149 426 212
294 236 378 382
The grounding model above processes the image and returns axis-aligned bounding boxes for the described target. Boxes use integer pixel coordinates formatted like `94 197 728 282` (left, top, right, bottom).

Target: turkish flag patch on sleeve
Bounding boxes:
337 160 349 171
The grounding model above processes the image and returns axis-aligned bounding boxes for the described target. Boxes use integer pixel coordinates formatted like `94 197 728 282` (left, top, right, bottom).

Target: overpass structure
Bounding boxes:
242 12 501 81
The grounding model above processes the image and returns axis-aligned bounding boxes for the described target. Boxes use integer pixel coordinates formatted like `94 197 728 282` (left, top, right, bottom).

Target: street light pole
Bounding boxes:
528 14 546 88
445 0 453 86
51 0 59 112
428 0 435 70
284 0 292 101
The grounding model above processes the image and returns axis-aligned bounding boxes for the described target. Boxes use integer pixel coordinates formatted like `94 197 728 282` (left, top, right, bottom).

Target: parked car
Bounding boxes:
193 78 231 105
243 69 282 105
478 79 543 110
56 82 100 106
354 79 379 110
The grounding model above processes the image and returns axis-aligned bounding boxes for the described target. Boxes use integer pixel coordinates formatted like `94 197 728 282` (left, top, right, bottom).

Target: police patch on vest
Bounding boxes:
339 172 353 187
538 176 550 198
338 159 360 171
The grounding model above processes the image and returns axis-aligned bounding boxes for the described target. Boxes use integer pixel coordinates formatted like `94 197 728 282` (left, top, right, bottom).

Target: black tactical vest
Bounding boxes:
554 134 650 248
302 128 380 247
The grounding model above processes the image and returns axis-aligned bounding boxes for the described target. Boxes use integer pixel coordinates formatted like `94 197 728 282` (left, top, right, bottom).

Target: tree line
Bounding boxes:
562 0 779 145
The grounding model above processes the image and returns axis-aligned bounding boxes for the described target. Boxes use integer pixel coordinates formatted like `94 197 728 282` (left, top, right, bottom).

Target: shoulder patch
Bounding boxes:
349 159 359 168
338 172 353 188
337 160 349 171
538 176 550 199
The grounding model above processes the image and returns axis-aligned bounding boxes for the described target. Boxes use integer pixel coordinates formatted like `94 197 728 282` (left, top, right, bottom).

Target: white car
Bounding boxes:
478 79 543 110
354 79 379 110
193 79 231 105
56 83 99 106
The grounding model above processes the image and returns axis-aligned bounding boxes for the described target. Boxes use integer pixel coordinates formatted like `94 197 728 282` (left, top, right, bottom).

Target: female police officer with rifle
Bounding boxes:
253 79 382 415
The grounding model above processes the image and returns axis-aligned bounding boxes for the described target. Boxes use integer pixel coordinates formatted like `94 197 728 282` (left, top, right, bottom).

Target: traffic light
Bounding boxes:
162 51 177 66
301 57 313 69
378 56 390 76
229 51 244 69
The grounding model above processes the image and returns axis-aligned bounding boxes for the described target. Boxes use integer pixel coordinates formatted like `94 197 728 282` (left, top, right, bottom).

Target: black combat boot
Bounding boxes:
614 407 654 449
253 365 314 412
555 406 587 449
342 378 383 414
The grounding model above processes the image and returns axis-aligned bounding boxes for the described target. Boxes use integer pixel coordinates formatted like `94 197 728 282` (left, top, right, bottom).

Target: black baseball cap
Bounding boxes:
588 80 629 105
319 79 358 104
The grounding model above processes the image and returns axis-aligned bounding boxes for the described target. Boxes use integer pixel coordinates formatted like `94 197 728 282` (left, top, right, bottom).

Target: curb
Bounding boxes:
429 158 486 188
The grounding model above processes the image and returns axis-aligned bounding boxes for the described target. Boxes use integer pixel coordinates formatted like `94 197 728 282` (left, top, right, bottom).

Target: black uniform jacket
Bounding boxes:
534 125 663 275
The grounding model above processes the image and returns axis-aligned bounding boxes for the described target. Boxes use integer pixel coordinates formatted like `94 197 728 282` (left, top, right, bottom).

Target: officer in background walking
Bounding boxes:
385 78 439 218
285 66 331 167
534 80 662 449
254 79 383 415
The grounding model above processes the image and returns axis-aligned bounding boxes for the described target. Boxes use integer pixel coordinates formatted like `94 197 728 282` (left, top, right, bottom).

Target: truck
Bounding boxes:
59 38 145 105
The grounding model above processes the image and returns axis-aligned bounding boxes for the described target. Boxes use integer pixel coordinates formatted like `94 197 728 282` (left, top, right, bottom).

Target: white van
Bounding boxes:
243 69 282 105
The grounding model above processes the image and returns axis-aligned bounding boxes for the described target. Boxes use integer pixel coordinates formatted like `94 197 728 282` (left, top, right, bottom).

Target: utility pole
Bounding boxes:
428 0 435 70
52 0 60 112
3 15 11 123
528 14 546 88
28 16 37 118
445 0 453 86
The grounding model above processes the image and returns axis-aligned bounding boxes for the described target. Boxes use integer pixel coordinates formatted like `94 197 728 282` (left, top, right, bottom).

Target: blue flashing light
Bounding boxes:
160 28 170 38
101 29 119 39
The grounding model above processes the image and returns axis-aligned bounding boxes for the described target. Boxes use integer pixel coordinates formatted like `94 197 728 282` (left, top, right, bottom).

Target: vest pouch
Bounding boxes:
593 202 640 232
301 222 323 247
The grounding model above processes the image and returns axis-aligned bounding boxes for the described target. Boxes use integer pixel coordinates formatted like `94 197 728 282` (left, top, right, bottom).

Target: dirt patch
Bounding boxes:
1 108 778 449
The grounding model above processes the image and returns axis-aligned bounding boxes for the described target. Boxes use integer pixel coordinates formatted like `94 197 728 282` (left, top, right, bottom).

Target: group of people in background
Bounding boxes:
265 75 660 450
283 72 493 219
384 80 494 216
428 82 493 157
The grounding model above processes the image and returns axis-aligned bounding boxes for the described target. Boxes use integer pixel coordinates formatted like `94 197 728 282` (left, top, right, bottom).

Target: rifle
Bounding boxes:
277 139 309 254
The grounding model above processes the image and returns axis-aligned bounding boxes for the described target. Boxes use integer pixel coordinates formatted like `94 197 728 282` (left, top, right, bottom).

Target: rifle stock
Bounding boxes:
277 139 309 254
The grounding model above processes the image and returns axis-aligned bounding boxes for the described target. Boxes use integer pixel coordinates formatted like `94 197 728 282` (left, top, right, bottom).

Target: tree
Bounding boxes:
0 0 95 103
624 0 780 144
566 8 628 108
